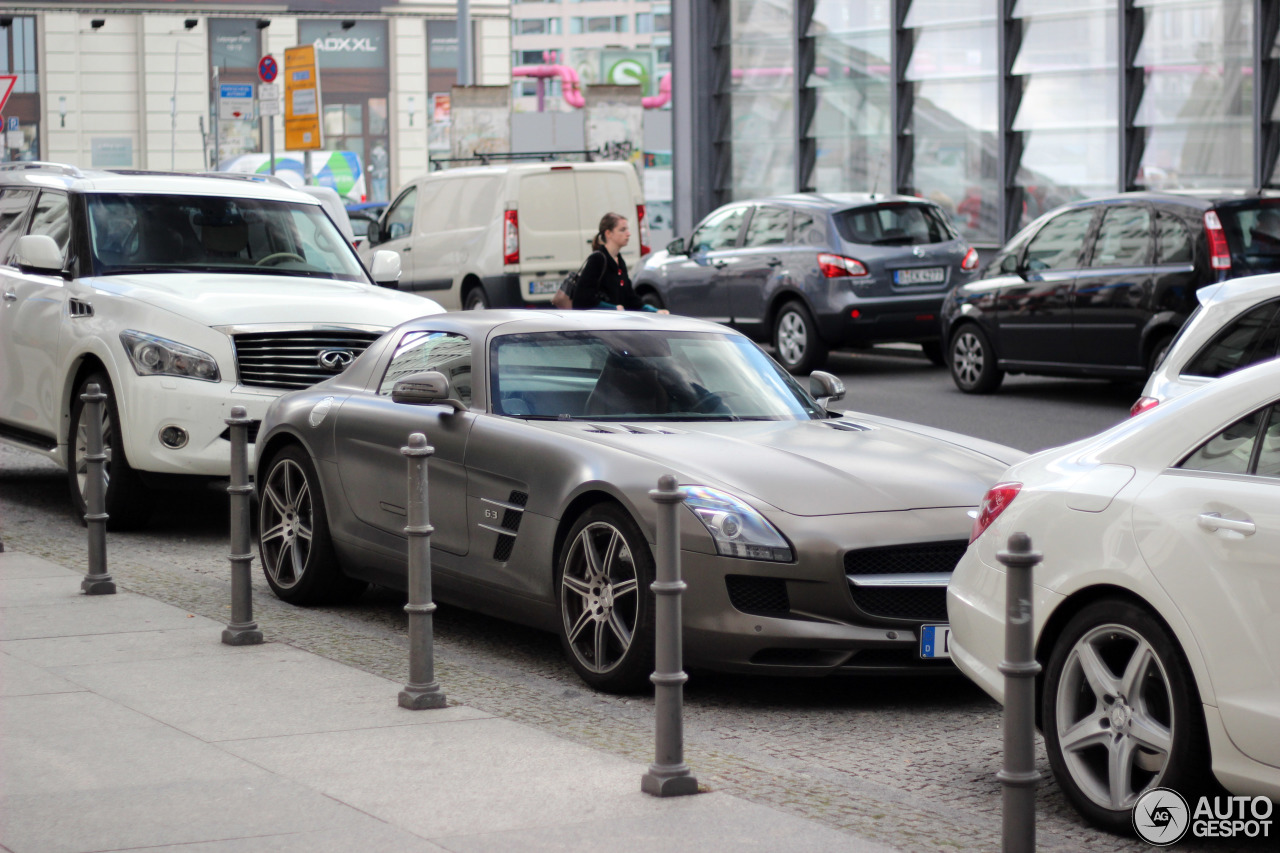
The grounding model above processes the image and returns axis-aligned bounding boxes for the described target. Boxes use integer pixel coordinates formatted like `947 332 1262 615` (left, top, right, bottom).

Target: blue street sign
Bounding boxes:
6 117 17 131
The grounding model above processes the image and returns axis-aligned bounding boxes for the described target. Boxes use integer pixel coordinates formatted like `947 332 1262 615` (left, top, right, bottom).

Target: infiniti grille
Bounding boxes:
232 330 383 390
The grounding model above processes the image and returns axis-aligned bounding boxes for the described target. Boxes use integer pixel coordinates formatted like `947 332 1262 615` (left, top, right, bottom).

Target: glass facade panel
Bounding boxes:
726 0 794 200
1133 0 1253 189
807 1 891 192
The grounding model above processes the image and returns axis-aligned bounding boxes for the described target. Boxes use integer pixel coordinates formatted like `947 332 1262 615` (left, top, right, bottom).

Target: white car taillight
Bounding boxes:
970 482 1022 543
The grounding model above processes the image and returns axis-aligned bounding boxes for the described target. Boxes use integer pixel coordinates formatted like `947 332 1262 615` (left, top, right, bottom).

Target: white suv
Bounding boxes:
0 163 441 528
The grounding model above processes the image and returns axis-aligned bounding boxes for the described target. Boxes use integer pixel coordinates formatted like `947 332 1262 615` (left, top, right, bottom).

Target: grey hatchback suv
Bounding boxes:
632 193 979 373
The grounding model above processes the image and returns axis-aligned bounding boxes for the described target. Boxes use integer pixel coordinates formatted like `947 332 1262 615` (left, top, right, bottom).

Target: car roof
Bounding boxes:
0 162 322 204
1194 271 1280 311
1057 188 1280 211
741 192 936 212
391 309 747 339
407 160 639 183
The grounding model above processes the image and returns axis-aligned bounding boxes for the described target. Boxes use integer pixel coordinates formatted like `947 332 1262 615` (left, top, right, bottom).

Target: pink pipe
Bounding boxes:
512 65 672 110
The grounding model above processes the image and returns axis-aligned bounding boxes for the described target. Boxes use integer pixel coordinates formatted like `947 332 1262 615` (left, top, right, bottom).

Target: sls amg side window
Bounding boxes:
1179 405 1274 476
379 331 471 405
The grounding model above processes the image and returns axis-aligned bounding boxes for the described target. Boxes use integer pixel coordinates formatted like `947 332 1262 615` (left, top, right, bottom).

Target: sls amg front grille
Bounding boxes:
844 540 967 622
232 330 383 390
726 575 790 616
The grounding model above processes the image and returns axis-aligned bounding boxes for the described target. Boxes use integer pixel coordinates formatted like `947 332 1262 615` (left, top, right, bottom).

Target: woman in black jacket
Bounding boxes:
572 212 667 312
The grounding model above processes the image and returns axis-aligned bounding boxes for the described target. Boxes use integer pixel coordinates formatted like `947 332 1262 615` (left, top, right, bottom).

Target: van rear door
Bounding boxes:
575 168 640 266
518 169 582 273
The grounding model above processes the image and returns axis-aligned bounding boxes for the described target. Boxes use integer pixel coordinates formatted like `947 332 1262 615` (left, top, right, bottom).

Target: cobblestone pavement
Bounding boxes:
0 444 1260 853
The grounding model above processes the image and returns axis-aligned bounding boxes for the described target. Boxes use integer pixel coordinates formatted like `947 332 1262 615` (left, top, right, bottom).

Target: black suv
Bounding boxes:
634 193 979 373
942 190 1280 393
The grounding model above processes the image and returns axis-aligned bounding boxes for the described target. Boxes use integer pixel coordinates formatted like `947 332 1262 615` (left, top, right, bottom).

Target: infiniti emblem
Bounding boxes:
318 348 356 371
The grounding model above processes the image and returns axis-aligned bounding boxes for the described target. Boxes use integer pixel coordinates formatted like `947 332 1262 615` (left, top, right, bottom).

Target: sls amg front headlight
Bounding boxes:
120 330 220 382
679 485 793 562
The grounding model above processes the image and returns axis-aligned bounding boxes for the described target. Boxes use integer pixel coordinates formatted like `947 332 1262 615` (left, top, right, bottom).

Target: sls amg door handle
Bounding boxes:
1197 512 1256 537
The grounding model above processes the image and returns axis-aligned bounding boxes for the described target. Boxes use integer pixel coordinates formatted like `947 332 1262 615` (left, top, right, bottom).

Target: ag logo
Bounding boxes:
1132 787 1190 846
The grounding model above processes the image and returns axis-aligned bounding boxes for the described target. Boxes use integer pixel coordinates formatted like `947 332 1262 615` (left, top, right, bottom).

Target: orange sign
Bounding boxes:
283 45 322 151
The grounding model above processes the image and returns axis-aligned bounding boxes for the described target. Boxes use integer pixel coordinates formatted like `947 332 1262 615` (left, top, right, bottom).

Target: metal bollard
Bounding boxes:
221 406 263 646
398 432 447 710
80 383 116 595
997 532 1042 853
641 474 699 797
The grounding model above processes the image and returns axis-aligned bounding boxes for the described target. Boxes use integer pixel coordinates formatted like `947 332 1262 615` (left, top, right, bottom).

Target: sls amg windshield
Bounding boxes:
491 330 824 421
86 193 367 281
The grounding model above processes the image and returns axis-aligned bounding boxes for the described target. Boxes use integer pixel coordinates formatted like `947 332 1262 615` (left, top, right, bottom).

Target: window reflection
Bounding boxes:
728 0 795 200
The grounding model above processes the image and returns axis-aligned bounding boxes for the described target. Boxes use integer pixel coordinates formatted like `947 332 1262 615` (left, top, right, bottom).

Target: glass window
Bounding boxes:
1090 206 1151 267
208 19 261 71
637 12 654 33
490 330 822 420
28 192 70 258
654 12 671 32
1024 207 1095 271
690 207 747 252
792 212 828 247
835 203 956 245
1156 211 1193 264
727 0 795 200
384 187 417 240
1256 407 1280 479
1180 406 1268 476
744 206 790 248
1184 300 1280 379
380 331 472 405
0 188 33 261
1218 205 1280 276
1133 2 1253 190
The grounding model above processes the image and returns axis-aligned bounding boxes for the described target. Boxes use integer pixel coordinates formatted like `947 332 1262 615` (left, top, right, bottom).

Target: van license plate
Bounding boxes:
529 280 560 295
895 267 945 285
920 624 952 659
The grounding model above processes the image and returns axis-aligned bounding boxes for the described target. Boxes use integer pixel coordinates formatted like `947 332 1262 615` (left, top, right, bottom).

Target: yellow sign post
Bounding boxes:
283 44 322 151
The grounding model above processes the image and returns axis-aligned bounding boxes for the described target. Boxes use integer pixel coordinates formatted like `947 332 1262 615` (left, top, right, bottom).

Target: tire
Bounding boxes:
257 444 366 605
949 324 1004 393
1042 600 1210 833
773 300 828 374
463 285 489 310
638 289 665 311
1147 333 1174 375
556 503 655 693
921 339 947 367
68 372 153 530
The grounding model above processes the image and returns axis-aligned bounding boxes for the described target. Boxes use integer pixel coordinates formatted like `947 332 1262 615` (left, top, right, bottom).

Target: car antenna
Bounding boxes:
870 150 886 199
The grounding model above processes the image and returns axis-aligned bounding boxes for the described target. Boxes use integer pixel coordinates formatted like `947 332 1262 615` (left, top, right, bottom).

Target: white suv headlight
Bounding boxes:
120 330 220 382
679 485 793 562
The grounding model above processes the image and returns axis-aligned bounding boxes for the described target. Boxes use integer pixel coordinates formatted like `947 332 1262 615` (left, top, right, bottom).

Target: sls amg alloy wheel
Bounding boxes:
1043 601 1208 833
258 445 365 605
557 504 655 693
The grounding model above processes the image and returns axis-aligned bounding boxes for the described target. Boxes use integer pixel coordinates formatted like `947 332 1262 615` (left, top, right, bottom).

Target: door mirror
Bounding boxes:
391 371 467 411
999 253 1022 274
369 250 401 287
363 219 383 247
809 370 845 409
666 237 686 255
14 234 66 275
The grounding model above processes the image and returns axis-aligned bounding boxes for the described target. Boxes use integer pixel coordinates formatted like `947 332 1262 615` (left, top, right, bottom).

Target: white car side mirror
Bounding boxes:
15 234 65 275
370 249 401 287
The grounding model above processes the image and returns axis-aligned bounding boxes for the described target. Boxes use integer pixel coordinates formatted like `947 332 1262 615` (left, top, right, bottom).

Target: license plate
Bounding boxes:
528 279 560 295
895 267 945 285
920 624 952 659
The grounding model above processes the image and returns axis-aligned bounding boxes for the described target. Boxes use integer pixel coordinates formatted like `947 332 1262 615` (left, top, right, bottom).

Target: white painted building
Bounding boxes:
0 3 512 201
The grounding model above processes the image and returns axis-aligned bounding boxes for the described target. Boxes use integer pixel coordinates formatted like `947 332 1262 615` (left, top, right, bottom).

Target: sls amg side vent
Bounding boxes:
487 490 529 561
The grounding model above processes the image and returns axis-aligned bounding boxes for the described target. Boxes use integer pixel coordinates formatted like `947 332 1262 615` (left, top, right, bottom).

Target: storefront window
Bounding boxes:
905 3 999 242
806 1 892 194
0 15 39 161
726 0 795 200
1133 0 1253 190
1011 2 1117 224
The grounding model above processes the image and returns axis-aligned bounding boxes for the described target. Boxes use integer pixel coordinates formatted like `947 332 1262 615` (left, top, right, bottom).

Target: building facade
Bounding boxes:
0 2 512 201
673 0 1280 246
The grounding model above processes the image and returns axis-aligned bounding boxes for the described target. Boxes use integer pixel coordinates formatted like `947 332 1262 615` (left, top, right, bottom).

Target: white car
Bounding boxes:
947 357 1280 831
0 163 441 528
1132 273 1280 415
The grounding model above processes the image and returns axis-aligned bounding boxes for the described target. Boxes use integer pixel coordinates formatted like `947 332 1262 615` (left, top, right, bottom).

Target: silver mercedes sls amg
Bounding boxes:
254 310 1024 692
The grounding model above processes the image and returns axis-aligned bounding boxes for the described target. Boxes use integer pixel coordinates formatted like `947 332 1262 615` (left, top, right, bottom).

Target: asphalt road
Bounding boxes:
0 358 1256 853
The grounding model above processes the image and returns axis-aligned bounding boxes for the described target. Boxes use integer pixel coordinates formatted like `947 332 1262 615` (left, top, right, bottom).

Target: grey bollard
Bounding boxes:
996 532 1042 853
80 383 116 595
221 406 263 646
641 474 699 797
399 432 447 710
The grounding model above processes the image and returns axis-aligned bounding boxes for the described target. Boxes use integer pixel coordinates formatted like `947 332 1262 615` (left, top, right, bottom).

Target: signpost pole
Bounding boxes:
257 56 279 176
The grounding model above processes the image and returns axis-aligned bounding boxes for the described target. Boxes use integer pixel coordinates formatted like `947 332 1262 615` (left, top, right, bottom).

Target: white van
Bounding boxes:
359 161 648 310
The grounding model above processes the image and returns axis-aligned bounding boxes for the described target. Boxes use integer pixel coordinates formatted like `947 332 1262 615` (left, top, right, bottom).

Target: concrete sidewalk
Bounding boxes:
0 550 896 853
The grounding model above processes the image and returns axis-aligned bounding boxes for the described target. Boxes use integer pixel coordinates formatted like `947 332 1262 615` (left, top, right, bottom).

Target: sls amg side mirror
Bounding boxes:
391 371 467 411
810 371 845 410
